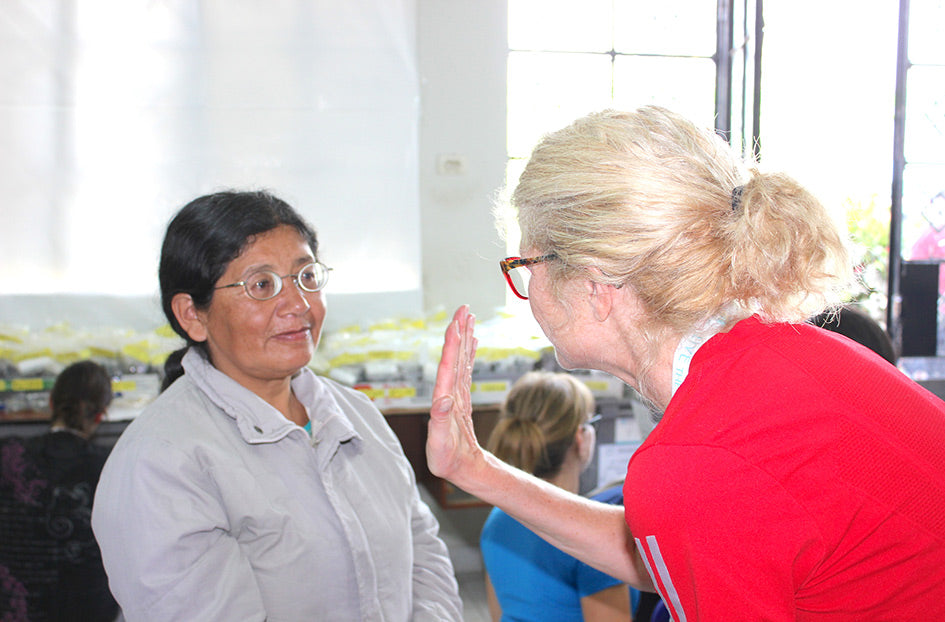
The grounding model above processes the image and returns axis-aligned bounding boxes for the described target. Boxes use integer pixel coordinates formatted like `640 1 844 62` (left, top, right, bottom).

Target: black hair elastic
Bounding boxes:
731 185 745 212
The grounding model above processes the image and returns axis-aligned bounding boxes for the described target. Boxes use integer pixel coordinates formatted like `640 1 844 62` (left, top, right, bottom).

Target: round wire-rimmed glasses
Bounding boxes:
214 261 332 301
499 254 557 300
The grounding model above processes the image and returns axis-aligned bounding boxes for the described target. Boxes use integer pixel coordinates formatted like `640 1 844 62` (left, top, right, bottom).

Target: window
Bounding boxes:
0 1 421 299
889 0 945 355
503 0 758 269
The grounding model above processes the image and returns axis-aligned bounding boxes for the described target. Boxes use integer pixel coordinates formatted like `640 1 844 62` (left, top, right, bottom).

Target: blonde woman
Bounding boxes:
428 107 945 620
480 371 630 622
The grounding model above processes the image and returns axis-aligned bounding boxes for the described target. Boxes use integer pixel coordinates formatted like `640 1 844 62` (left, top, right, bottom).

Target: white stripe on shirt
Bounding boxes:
636 535 687 622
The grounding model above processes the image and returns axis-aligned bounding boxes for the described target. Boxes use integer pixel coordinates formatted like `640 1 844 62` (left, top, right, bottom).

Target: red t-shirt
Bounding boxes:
624 317 945 620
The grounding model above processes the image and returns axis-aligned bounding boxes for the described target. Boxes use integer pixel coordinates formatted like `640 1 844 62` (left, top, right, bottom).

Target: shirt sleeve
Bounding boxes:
92 435 266 622
575 558 625 598
335 383 463 621
406 479 464 621
625 444 820 621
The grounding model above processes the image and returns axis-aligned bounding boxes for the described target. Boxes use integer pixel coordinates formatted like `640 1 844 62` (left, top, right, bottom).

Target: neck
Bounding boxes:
642 333 679 411
547 458 583 495
274 390 307 427
249 377 307 425
49 422 90 439
602 330 680 413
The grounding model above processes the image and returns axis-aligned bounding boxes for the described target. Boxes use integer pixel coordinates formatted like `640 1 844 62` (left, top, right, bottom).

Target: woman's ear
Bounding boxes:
587 279 616 322
574 423 594 465
582 266 620 322
171 293 209 343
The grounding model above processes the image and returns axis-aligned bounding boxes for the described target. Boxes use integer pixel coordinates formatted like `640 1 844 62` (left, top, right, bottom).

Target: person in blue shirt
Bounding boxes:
480 371 630 621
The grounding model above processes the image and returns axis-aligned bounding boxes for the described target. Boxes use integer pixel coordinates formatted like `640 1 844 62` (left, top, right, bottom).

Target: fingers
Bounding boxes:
455 307 476 385
432 306 475 415
431 311 461 408
427 306 481 480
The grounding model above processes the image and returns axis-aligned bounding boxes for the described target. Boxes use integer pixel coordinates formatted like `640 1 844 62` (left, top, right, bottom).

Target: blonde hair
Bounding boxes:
487 371 595 479
508 106 852 336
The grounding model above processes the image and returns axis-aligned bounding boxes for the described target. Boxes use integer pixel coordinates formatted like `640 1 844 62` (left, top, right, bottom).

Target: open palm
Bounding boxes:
426 306 481 484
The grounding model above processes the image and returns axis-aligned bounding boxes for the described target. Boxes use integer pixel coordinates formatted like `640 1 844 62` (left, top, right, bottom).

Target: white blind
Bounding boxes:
0 0 420 301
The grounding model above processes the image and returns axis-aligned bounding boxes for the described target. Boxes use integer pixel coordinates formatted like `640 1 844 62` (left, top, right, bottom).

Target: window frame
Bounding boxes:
887 0 945 355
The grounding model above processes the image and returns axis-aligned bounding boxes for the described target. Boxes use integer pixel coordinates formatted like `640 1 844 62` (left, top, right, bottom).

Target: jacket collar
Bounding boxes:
181 348 358 446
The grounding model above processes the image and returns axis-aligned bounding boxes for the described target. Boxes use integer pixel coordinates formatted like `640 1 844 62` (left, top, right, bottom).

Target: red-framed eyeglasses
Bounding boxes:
499 254 557 300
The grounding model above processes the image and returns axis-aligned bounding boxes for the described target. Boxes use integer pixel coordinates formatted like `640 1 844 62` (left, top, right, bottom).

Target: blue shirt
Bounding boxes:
480 506 624 622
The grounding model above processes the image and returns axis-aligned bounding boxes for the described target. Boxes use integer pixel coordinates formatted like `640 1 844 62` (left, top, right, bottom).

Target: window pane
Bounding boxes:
902 163 945 259
502 158 527 297
613 0 716 56
500 158 527 241
613 56 716 129
507 51 613 157
0 2 422 297
905 66 945 164
508 0 612 52
909 0 945 64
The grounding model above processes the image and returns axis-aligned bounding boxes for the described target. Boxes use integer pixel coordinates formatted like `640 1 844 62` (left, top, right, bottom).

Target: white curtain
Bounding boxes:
0 0 421 327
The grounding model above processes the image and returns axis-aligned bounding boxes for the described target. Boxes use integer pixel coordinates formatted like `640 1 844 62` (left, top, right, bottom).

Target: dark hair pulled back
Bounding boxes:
50 360 113 433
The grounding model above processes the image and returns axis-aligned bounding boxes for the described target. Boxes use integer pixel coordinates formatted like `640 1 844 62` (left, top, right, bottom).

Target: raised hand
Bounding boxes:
426 305 480 485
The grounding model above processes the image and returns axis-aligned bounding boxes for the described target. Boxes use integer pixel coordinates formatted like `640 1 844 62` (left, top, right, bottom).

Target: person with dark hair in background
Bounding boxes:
427 107 945 620
92 190 462 621
810 304 897 365
480 371 630 621
0 360 120 621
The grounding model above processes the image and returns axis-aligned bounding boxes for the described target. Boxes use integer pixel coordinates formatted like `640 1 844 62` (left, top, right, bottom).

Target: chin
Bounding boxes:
274 345 315 372
290 350 315 370
553 350 579 371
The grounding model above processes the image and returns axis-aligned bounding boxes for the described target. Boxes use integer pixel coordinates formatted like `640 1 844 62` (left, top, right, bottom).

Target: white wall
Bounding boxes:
417 0 508 320
0 1 509 332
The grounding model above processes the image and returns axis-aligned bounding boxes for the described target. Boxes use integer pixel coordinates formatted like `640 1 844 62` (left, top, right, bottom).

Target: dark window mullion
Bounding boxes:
716 0 734 135
887 0 911 346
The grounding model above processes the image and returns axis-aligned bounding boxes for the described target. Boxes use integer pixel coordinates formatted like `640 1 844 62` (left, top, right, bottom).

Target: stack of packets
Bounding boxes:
1 307 627 420
0 322 179 421
310 307 558 410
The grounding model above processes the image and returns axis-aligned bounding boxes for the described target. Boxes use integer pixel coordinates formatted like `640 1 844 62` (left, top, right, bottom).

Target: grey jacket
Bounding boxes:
92 348 461 621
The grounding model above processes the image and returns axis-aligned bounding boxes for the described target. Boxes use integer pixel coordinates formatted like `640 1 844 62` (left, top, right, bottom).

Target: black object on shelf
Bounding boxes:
900 261 940 357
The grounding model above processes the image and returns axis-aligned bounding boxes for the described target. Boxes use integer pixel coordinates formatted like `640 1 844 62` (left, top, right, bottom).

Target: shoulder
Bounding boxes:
481 507 536 545
481 507 511 536
103 377 228 482
1 434 30 457
694 317 898 387
121 376 215 439
0 436 42 494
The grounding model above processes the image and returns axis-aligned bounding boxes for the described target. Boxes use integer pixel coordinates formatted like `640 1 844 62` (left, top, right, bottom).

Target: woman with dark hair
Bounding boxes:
92 190 462 621
0 360 119 621
49 360 114 434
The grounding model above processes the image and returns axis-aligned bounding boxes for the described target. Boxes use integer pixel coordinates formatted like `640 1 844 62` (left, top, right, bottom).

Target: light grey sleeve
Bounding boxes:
407 485 464 621
92 436 266 622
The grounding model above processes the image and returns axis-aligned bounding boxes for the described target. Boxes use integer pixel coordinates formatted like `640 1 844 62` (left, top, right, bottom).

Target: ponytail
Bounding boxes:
161 347 189 392
727 172 853 322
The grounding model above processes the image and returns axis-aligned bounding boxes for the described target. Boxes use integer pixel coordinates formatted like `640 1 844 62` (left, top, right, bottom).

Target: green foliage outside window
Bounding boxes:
845 195 891 327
